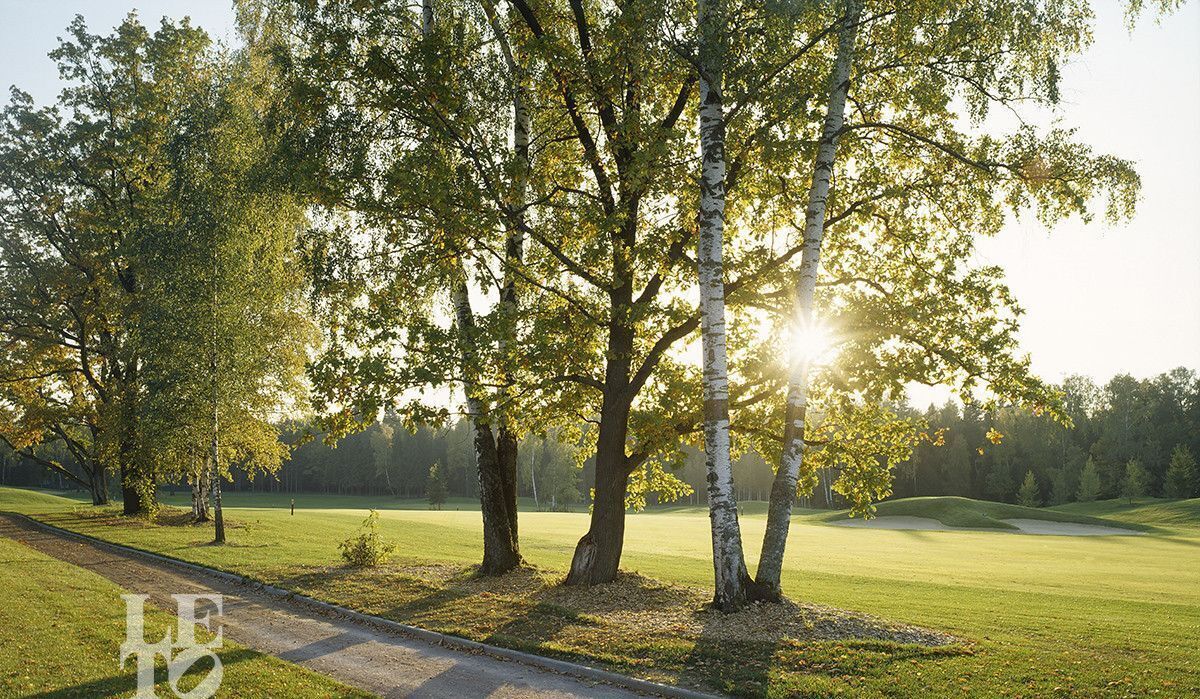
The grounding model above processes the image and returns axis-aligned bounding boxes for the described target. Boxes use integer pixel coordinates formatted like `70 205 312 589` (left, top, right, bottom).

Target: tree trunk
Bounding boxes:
192 461 211 522
697 0 752 612
210 382 225 543
211 458 225 544
491 41 531 552
120 462 143 515
496 426 520 556
452 274 521 574
530 442 540 508
89 462 108 506
565 362 633 585
756 0 862 600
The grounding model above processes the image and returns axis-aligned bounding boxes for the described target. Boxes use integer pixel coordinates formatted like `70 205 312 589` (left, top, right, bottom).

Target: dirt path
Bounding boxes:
0 514 654 698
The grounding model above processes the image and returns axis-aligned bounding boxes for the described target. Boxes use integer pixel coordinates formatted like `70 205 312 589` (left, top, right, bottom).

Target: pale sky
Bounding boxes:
2 1 1197 409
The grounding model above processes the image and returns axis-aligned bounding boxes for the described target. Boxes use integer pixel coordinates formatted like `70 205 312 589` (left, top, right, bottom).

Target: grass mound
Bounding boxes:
0 486 81 511
832 496 1142 531
1053 497 1200 531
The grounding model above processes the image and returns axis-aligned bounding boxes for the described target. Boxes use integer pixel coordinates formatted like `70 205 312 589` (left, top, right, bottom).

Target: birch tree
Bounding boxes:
697 0 753 611
739 0 1146 600
756 0 862 600
138 49 312 543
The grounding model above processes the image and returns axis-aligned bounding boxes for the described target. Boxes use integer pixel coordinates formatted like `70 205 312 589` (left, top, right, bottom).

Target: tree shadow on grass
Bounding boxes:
681 600 973 697
26 647 261 699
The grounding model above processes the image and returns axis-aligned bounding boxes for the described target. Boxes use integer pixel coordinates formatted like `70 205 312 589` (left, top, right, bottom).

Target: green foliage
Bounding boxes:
984 461 1014 502
0 14 312 511
137 42 313 496
1120 459 1150 504
0 16 217 506
277 0 1145 533
811 403 922 518
1049 468 1072 506
338 509 395 567
426 462 448 510
1017 470 1041 508
1164 446 1197 499
1077 458 1103 502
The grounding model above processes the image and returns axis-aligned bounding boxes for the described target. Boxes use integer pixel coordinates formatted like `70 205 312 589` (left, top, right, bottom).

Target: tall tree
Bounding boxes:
1120 459 1149 504
138 48 312 543
1077 457 1102 502
756 0 862 599
1017 470 1041 508
279 0 526 574
697 0 754 610
1164 446 1197 499
0 16 216 512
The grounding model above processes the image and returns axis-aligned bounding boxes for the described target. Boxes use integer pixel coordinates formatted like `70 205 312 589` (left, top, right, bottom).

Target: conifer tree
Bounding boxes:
1077 458 1103 502
1164 446 1196 499
427 462 448 510
1120 459 1149 505
1017 470 1041 508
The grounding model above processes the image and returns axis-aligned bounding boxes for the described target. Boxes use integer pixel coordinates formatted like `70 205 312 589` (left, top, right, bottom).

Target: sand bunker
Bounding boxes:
831 515 1142 536
999 518 1142 536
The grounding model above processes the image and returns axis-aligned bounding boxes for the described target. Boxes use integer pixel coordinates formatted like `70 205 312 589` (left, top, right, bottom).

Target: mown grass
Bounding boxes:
0 530 372 698
818 495 1146 531
5 487 1198 697
1054 497 1200 533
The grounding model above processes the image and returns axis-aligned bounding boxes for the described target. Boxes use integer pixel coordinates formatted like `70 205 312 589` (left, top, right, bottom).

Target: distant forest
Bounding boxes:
5 368 1197 509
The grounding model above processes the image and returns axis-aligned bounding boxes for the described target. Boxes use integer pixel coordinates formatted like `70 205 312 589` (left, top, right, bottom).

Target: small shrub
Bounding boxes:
338 510 396 567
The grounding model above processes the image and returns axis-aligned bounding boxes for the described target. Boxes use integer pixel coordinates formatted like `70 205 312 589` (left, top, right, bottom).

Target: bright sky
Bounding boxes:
2 1 1197 409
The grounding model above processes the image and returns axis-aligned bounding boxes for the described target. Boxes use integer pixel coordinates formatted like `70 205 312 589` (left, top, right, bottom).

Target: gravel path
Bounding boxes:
0 514 652 698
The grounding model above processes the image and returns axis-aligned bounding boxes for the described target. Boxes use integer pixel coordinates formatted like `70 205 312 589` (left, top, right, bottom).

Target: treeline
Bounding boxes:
200 366 1200 507
12 368 1194 511
896 369 1200 504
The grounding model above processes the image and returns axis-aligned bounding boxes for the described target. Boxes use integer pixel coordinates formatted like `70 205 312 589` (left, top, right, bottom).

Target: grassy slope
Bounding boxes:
0 530 370 698
1053 497 1200 532
5 487 1198 697
818 495 1146 531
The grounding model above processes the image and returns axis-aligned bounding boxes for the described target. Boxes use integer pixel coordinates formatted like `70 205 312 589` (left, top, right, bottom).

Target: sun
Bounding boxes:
786 317 839 368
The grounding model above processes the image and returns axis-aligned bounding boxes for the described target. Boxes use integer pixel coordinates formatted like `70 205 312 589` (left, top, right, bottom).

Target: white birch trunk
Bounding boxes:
210 286 225 544
422 0 433 37
698 0 750 612
756 0 862 595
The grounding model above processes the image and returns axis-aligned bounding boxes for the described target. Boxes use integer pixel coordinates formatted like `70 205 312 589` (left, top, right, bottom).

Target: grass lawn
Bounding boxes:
817 495 1147 531
0 526 371 698
5 487 1198 697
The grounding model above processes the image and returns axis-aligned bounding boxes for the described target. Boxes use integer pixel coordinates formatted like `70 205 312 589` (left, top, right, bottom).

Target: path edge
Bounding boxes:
7 511 721 699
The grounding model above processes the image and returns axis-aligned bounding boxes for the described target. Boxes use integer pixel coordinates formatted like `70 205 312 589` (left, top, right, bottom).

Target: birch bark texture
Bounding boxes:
756 0 862 597
697 0 752 612
210 275 226 545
